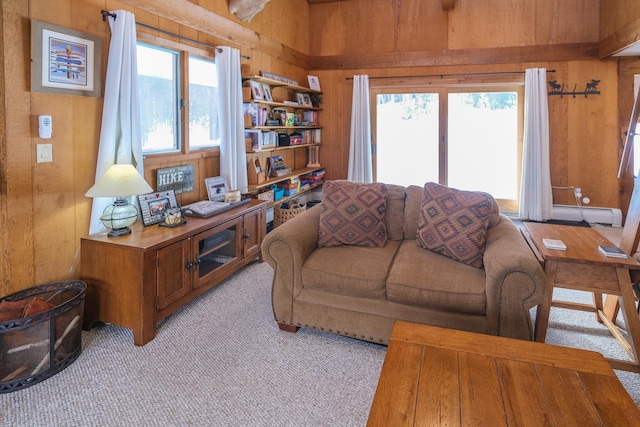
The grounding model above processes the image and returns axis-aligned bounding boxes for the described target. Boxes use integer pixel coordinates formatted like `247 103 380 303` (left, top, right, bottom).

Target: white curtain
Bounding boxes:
89 10 142 234
348 75 373 183
216 47 247 192
519 68 553 221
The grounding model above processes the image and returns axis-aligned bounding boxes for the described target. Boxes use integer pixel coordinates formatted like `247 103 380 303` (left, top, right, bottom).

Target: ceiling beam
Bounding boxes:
309 43 600 70
600 16 640 58
118 0 310 68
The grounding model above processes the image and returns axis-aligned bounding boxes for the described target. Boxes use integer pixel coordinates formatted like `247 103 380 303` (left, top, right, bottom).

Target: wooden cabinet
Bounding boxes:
243 75 324 206
81 199 266 346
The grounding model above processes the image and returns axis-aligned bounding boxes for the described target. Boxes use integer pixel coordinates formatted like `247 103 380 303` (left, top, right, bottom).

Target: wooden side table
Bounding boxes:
367 321 640 426
521 222 640 372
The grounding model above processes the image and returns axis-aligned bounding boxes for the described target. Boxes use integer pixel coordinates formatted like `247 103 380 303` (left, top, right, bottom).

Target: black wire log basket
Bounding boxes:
0 280 86 393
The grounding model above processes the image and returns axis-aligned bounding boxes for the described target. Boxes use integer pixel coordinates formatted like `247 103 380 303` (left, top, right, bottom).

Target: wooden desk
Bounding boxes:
522 222 640 372
367 321 640 426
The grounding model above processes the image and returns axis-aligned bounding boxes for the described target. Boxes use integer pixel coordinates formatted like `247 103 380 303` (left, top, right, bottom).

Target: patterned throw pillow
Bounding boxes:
416 182 495 268
318 181 388 247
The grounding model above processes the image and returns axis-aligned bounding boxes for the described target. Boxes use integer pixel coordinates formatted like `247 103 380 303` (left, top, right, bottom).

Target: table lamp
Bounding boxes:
85 164 153 237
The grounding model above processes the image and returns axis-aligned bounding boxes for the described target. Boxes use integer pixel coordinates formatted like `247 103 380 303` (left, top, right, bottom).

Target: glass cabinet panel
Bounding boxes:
193 217 242 288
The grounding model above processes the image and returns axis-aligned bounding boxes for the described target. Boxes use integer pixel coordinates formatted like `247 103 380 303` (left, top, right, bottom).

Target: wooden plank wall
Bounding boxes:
601 1 640 216
307 0 633 212
0 0 310 296
2 0 640 297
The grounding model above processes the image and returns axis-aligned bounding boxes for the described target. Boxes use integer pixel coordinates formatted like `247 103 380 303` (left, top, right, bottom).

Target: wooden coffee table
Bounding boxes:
367 321 640 426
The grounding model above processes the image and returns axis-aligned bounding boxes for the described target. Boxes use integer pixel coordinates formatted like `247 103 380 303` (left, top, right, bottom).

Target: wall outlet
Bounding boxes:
574 187 582 198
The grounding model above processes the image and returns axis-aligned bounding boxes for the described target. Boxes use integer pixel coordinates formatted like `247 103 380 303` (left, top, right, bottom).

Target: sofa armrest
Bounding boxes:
261 206 322 324
482 215 547 340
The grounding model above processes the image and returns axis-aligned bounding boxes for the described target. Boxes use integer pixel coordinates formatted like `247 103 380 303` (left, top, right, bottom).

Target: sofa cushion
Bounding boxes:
416 182 496 268
384 184 406 241
387 240 487 315
403 185 423 239
302 241 401 299
318 180 388 247
404 184 500 240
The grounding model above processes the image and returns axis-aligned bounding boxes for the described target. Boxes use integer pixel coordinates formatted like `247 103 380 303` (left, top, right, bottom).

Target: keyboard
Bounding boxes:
182 200 230 217
182 198 251 218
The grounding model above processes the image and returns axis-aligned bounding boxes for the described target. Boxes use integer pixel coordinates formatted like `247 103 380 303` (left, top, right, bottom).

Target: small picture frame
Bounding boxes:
138 190 178 226
307 75 321 91
262 84 273 102
302 93 313 107
296 92 306 105
205 176 228 202
250 81 263 100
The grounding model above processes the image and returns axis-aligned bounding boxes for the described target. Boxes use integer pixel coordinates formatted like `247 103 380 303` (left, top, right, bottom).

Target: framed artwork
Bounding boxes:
205 176 228 202
31 20 101 97
250 81 263 100
307 75 321 91
138 190 178 226
302 94 313 107
296 92 306 105
262 84 273 102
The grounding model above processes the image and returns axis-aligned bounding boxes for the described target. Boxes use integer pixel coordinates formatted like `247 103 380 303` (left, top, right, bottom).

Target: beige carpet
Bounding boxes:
1 258 639 425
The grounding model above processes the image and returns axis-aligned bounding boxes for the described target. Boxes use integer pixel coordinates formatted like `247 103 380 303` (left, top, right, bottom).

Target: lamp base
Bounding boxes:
107 227 132 238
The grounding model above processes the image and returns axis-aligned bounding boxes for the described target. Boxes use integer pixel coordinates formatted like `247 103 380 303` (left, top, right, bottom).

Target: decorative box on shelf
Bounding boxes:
247 189 274 203
248 158 266 185
273 187 284 201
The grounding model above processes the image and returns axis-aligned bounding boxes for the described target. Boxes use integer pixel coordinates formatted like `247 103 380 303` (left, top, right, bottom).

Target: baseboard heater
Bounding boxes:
552 204 622 227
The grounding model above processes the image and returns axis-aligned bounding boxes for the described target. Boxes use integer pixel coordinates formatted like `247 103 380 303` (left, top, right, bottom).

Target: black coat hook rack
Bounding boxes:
548 79 601 98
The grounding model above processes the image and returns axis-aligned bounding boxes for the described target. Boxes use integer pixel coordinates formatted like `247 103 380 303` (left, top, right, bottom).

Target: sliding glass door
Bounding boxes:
375 92 440 187
373 83 523 213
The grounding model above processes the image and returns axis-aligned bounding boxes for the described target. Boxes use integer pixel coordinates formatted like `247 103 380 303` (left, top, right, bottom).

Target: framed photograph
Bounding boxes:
262 84 273 102
296 92 306 105
302 93 313 107
138 190 178 226
205 176 228 202
250 81 263 100
31 20 101 97
307 75 321 91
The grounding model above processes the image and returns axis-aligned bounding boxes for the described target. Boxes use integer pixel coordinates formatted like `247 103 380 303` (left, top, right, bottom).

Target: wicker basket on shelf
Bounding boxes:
274 203 306 228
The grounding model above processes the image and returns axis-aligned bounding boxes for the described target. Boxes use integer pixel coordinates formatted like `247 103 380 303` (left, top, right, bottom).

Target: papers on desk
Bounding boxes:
598 245 628 258
542 238 567 250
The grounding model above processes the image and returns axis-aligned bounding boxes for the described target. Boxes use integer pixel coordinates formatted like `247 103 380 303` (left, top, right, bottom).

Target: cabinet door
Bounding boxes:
243 208 264 258
193 217 243 288
157 238 192 311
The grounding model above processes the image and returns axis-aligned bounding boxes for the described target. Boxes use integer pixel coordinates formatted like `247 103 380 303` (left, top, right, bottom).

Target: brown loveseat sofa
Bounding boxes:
261 182 547 344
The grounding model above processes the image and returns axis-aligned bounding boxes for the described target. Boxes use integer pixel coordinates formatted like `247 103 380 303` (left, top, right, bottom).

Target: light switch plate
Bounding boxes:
36 143 53 163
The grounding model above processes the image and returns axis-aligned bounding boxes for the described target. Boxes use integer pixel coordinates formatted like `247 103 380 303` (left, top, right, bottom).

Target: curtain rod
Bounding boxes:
100 10 251 60
345 70 556 80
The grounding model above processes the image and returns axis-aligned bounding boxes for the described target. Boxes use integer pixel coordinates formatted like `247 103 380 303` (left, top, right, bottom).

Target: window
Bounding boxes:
188 56 219 149
137 43 219 154
137 44 180 153
373 83 523 213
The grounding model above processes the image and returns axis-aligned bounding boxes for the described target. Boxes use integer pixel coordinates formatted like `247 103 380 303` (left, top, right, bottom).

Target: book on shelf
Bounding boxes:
303 111 318 124
271 168 292 177
598 245 628 258
244 129 261 151
243 103 268 127
542 238 566 250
